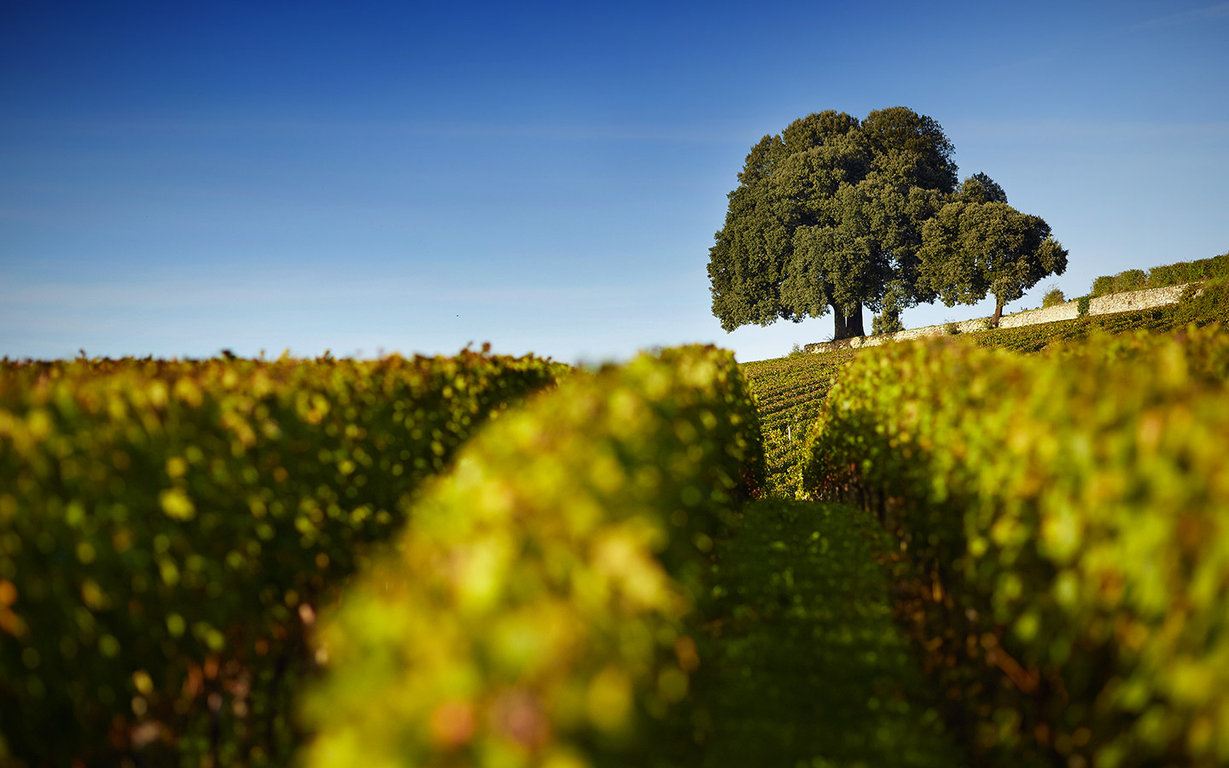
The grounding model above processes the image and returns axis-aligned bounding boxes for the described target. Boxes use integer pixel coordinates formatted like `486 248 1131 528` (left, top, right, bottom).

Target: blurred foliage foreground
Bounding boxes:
301 346 764 768
803 325 1229 767
0 345 771 767
0 349 565 766
4 320 1229 768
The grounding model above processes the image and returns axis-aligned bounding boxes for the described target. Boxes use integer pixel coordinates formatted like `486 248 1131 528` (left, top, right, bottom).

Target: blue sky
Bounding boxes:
2 1 1227 363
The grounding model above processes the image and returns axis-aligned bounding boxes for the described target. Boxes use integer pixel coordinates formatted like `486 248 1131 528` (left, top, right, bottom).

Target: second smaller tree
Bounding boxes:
918 175 1068 327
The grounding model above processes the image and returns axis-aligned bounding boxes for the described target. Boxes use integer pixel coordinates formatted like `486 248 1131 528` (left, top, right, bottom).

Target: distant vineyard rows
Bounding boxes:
741 351 854 497
742 279 1228 496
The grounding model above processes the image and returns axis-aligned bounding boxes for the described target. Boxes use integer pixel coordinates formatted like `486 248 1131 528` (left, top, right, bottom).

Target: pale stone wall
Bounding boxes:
997 302 1078 328
802 283 1193 355
1088 284 1189 315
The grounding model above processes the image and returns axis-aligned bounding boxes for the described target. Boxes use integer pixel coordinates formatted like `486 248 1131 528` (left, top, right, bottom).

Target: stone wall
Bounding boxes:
1088 283 1189 315
997 302 1078 328
803 283 1193 355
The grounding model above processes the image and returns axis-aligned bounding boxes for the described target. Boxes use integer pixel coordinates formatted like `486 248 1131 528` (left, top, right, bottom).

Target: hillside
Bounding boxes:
729 279 1227 767
743 277 1228 495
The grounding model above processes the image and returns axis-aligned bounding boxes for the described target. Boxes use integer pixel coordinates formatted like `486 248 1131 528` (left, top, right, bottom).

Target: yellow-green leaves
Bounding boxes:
802 325 1229 767
303 346 763 768
0 349 563 766
158 488 196 520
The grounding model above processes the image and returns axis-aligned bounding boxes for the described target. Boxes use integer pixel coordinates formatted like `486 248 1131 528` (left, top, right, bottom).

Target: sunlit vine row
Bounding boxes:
802 326 1229 767
0 349 564 766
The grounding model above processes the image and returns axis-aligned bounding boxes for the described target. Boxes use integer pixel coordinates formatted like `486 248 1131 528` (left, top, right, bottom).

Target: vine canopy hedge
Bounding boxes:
0 349 564 766
302 345 765 768
801 327 1229 767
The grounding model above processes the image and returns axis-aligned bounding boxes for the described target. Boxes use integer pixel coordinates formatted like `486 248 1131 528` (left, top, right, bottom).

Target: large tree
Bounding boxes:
918 175 1069 327
708 107 957 339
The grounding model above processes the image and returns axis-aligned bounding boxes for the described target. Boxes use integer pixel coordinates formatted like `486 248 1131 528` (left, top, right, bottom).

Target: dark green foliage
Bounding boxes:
1077 294 1091 317
1090 251 1229 296
872 310 905 334
1118 268 1147 291
708 111 862 332
918 175 1068 327
0 350 564 767
1041 287 1065 307
1146 252 1229 287
956 172 1008 204
800 328 1229 767
709 108 957 340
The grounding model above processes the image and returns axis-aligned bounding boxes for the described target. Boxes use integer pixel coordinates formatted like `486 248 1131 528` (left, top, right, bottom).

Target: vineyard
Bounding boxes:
0 349 566 765
744 277 1229 492
739 350 854 496
1 280 1226 767
802 325 1229 766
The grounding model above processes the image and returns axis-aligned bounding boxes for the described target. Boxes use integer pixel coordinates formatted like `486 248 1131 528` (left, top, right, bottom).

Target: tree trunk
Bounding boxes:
831 301 866 340
831 304 848 340
990 296 1004 328
847 301 865 337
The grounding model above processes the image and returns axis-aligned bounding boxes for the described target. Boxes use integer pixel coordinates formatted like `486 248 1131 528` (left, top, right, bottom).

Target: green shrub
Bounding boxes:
301 346 764 768
1147 262 1184 287
800 327 1229 767
872 312 904 335
1116 268 1147 292
1091 252 1229 296
0 350 564 766
1041 287 1065 308
1149 252 1229 287
1172 277 1229 328
1076 294 1091 317
945 321 960 335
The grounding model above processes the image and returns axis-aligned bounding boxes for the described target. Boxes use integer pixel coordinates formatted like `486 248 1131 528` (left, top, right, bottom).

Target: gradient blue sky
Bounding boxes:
3 1 1227 363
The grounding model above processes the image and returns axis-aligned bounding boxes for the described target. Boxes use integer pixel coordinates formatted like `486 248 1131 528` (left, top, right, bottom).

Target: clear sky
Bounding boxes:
3 0 1227 363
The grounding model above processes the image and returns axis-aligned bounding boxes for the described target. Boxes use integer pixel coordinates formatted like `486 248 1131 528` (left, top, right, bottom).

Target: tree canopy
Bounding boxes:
918 175 1069 327
708 109 1067 339
708 107 957 340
